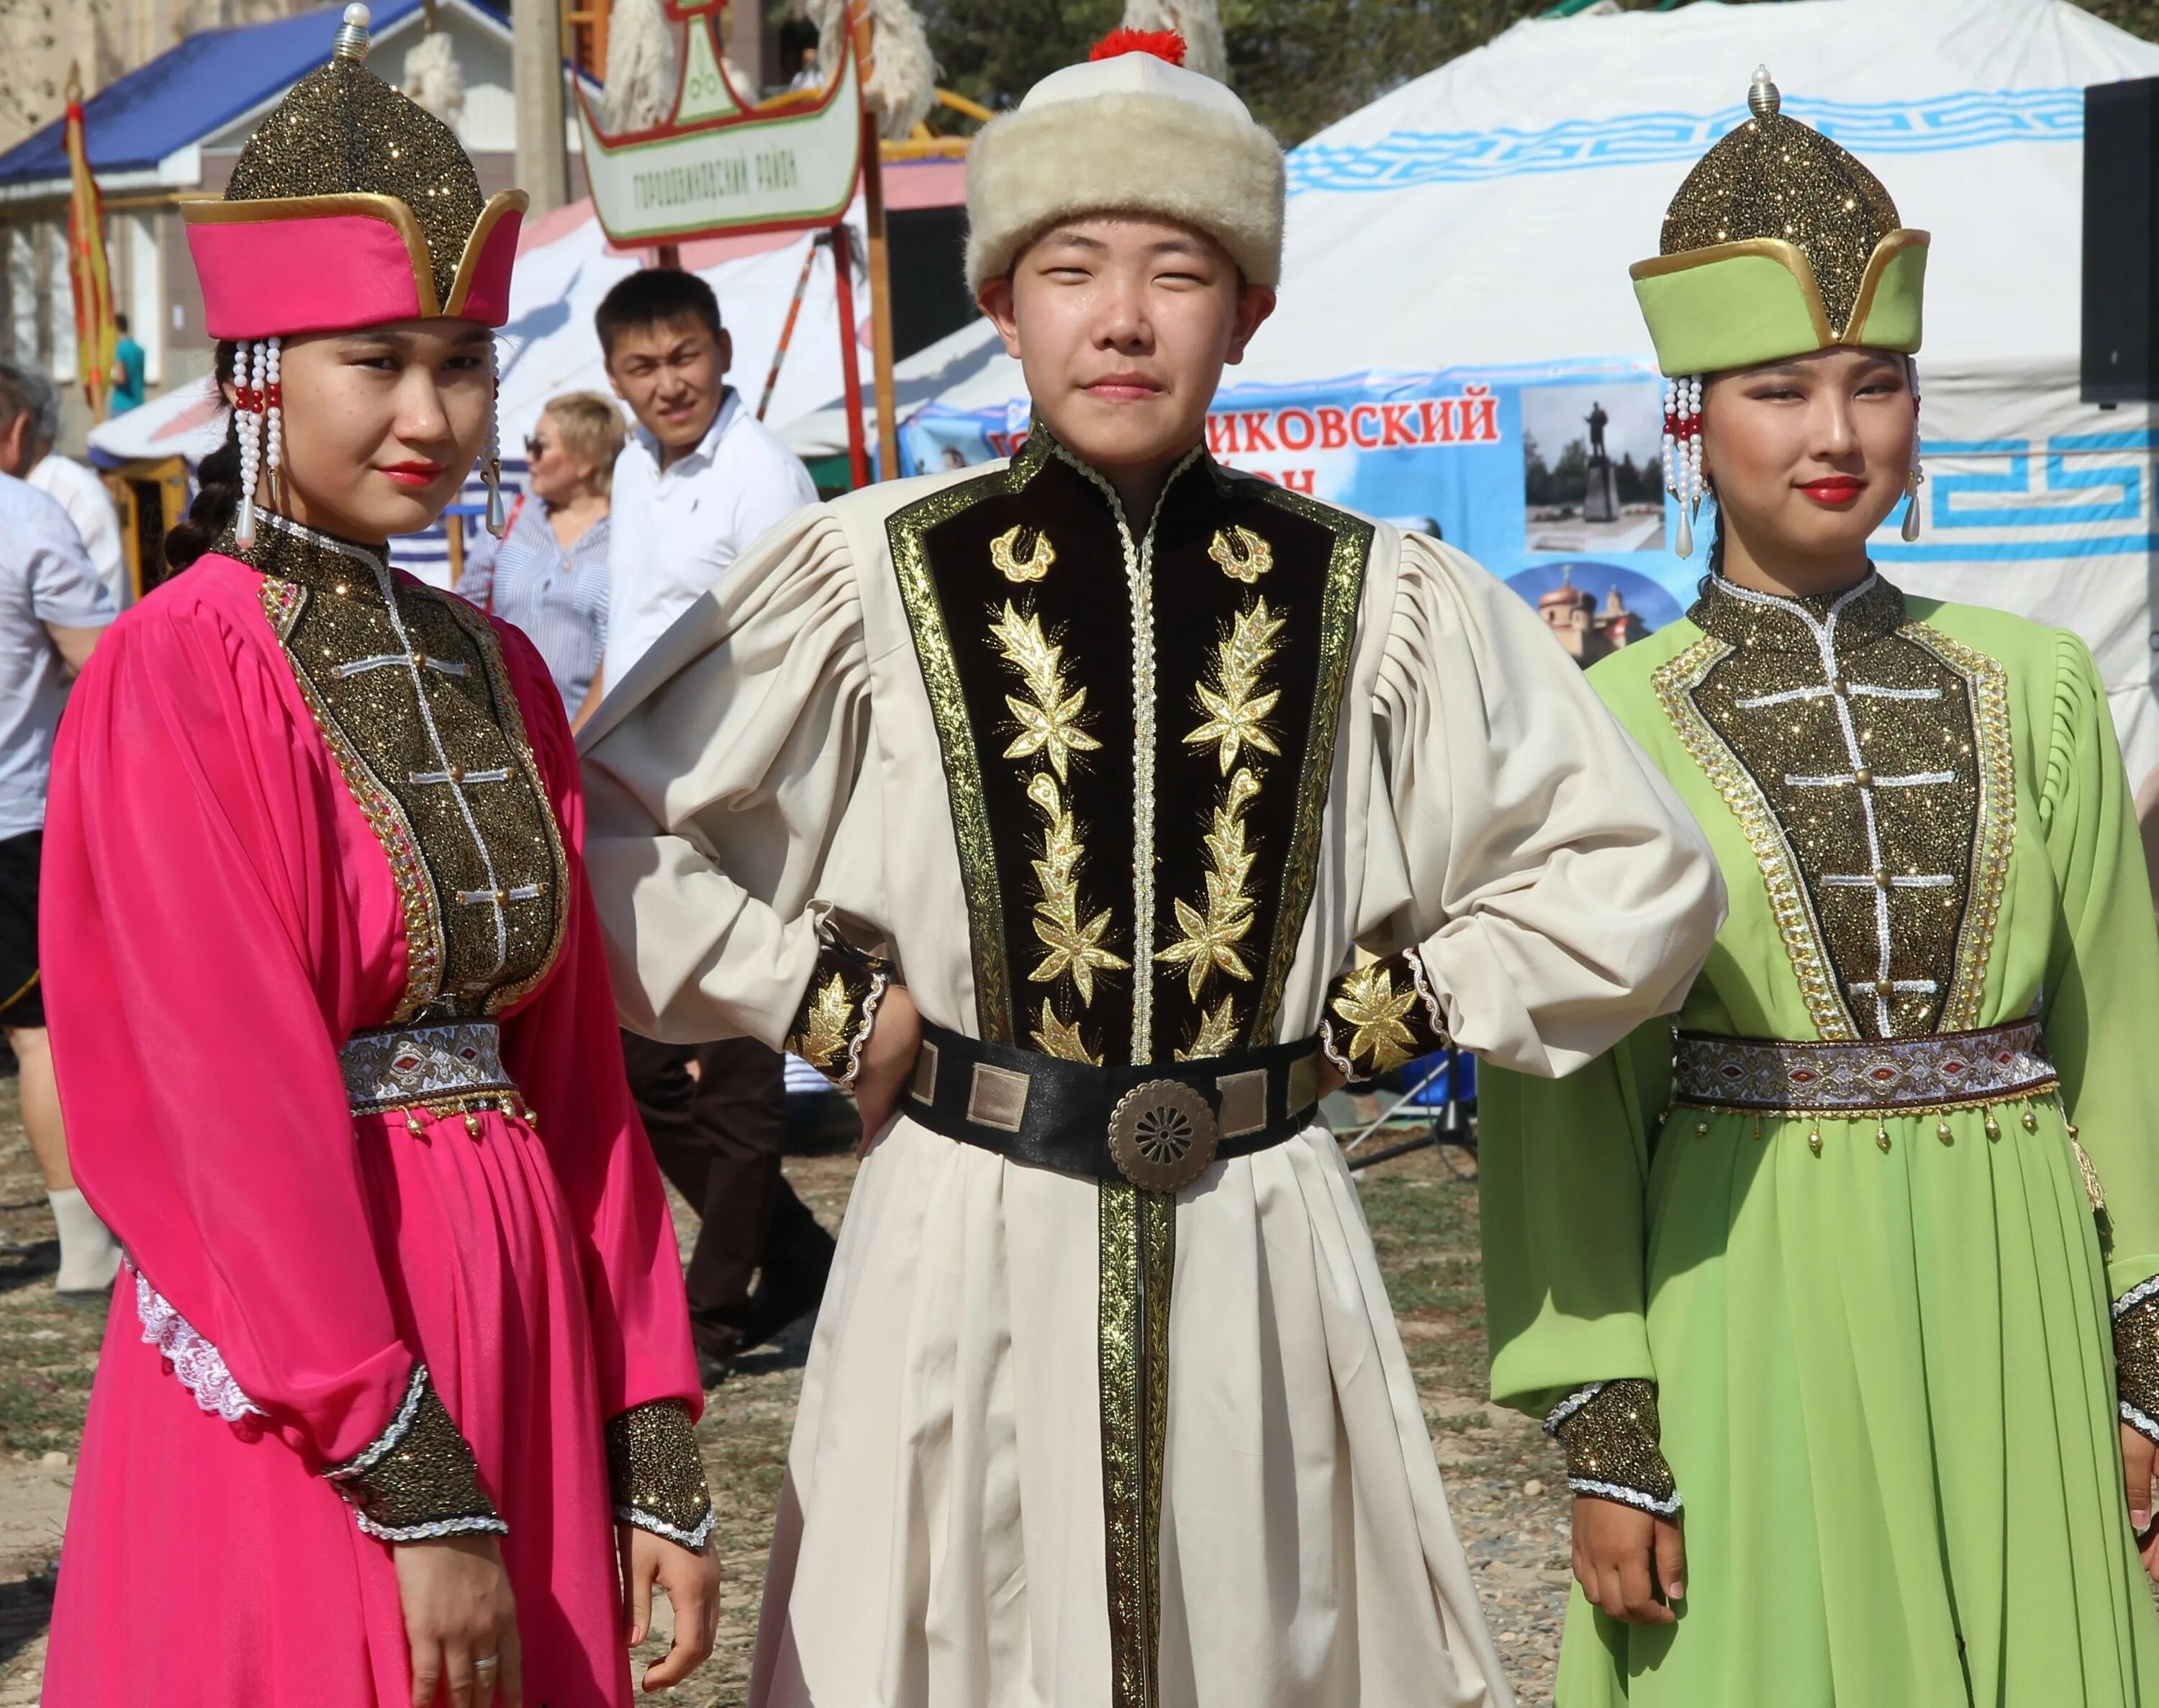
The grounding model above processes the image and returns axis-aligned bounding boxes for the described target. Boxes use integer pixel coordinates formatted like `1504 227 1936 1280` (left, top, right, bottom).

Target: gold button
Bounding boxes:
1874 870 1892 890
1854 767 1873 787
449 765 465 782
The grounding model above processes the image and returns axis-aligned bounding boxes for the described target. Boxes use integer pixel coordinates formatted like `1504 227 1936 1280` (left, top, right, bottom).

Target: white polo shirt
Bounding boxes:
28 454 127 610
602 388 818 692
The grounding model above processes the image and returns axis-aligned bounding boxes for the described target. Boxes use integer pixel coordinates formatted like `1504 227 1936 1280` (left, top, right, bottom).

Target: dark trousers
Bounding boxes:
622 1031 835 1360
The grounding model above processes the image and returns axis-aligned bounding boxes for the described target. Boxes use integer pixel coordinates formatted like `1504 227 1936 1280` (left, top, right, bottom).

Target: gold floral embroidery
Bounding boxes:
1185 598 1285 774
1033 1000 1103 1065
789 972 856 1072
990 523 1056 584
1175 995 1242 1062
1329 960 1421 1075
1024 772 1129 1005
990 601 1102 781
987 601 1127 1039
1157 768 1262 1000
1207 525 1272 583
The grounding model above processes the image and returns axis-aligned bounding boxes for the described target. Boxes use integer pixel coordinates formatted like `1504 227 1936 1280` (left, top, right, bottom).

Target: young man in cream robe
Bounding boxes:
580 32 1725 1708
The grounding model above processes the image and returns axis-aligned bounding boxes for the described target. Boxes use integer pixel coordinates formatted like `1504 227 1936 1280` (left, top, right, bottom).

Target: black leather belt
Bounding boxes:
905 1019 1326 1192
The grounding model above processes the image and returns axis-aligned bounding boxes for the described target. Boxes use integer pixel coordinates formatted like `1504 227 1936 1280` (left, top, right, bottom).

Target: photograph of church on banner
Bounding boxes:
899 359 1696 668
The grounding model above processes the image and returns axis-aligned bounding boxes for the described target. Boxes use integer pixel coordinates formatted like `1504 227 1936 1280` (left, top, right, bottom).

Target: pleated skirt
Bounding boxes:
43 1111 632 1707
1558 1098 2159 1707
750 1116 1512 1708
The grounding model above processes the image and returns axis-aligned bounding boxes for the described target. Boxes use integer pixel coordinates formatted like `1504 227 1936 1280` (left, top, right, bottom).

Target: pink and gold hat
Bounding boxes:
184 3 523 338
181 4 525 541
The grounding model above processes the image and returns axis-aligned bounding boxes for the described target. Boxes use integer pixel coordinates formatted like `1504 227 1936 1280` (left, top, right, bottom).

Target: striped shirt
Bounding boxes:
458 500 611 715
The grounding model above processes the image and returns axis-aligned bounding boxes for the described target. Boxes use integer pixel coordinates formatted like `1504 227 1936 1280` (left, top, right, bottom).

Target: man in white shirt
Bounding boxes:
0 363 127 613
594 268 818 698
0 364 120 1299
590 266 829 1387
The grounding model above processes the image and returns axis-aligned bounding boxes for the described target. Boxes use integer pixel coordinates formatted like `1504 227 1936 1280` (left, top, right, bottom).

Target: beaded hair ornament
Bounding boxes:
181 4 525 547
1637 68 1930 558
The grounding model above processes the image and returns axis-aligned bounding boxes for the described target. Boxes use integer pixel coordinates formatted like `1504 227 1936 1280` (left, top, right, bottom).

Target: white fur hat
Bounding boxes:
964 35 1285 294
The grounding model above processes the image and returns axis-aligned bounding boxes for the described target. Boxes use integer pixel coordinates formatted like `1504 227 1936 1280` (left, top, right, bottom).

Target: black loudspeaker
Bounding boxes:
2083 76 2159 405
886 204 979 363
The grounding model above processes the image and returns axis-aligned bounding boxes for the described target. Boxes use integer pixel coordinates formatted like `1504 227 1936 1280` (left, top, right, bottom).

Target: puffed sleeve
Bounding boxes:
579 508 891 1083
1349 533 1724 1077
2032 631 2159 1442
490 620 711 1545
42 594 443 1478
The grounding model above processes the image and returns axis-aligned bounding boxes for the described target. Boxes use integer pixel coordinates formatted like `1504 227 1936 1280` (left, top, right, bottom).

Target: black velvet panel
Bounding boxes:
1146 464 1345 1061
889 434 1370 1067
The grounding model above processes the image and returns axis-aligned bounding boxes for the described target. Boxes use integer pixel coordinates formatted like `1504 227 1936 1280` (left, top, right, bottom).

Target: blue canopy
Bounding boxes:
0 0 504 191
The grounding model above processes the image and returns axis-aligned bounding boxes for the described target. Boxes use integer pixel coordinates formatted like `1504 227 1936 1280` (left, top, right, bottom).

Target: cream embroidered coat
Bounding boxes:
579 445 1724 1708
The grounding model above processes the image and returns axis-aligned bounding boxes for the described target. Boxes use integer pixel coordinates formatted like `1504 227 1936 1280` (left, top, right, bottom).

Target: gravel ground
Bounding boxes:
0 1087 1572 1705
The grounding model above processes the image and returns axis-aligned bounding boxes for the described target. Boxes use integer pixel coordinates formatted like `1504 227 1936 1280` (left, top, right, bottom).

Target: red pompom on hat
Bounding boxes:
1090 28 1186 65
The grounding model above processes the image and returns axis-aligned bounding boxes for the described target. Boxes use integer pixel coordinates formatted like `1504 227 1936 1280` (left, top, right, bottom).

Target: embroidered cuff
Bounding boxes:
2115 1283 2159 1447
785 926 894 1090
1545 1378 1682 1517
607 1399 715 1550
323 1363 504 1542
1319 947 1449 1081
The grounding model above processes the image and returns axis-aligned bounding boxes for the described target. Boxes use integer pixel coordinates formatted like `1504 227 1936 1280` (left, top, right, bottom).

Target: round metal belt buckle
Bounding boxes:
1108 1079 1220 1193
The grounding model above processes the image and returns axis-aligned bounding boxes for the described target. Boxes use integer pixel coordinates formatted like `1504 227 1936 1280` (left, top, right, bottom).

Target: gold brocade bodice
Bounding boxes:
1654 573 2012 1041
238 517 569 1021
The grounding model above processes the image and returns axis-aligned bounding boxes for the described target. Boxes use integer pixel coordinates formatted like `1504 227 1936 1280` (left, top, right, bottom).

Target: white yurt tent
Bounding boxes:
902 0 2159 787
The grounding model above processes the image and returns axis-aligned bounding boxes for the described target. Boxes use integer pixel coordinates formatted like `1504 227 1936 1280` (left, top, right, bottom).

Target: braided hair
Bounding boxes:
163 342 243 572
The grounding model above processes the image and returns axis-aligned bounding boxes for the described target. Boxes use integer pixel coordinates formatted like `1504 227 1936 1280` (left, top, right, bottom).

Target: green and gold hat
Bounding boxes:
1631 67 1928 377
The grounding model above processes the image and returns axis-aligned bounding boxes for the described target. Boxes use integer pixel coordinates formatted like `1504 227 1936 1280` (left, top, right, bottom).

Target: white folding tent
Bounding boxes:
900 0 2159 786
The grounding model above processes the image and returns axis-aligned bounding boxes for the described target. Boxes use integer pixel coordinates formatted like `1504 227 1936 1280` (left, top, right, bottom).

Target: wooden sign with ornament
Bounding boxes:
575 0 899 484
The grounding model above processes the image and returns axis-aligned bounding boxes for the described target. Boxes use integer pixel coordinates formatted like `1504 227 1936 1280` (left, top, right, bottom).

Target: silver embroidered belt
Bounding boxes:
340 1021 518 1116
1672 1019 2058 1115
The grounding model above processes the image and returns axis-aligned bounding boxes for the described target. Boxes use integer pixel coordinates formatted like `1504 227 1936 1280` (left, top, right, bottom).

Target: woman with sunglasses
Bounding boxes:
460 394 623 726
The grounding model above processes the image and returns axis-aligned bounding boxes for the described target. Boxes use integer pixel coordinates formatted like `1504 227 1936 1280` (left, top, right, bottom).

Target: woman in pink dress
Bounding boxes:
37 9 719 1703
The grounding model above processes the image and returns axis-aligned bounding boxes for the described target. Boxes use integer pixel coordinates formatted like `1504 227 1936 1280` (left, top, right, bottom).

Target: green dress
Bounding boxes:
1481 572 2159 1707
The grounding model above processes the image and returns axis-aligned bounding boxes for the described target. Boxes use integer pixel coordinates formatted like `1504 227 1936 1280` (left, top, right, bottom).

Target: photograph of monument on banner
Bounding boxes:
1521 379 1666 555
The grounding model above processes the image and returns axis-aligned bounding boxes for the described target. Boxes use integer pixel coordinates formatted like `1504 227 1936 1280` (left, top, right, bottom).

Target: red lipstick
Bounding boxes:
380 460 446 489
1797 474 1865 505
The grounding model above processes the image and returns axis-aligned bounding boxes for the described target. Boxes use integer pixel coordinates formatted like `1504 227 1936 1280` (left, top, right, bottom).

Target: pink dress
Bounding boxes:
37 540 701 1706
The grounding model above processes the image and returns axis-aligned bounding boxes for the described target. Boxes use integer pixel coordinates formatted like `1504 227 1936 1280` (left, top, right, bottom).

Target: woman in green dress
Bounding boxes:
1480 67 2159 1707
